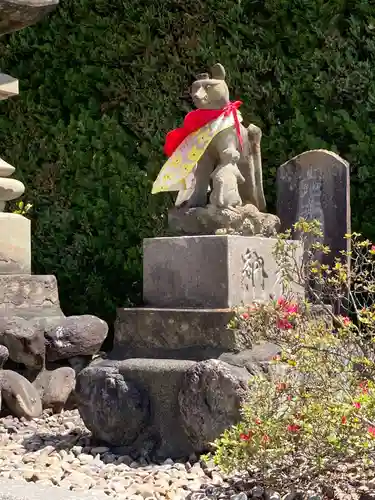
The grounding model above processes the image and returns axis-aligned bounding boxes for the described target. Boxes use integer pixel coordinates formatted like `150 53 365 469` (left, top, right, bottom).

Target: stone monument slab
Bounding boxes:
277 149 350 268
0 213 31 274
143 235 303 308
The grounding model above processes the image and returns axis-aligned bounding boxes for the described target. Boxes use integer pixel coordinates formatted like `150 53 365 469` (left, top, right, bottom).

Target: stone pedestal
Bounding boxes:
76 234 303 459
0 214 31 274
143 235 302 308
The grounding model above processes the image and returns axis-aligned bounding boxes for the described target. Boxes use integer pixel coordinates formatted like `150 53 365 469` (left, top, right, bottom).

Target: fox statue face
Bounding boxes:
191 63 229 110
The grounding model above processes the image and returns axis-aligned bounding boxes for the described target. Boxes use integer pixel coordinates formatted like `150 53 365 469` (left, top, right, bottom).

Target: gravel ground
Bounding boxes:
0 410 223 500
0 410 373 500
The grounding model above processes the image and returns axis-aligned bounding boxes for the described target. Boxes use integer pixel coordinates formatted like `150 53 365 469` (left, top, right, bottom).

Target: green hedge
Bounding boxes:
0 0 375 327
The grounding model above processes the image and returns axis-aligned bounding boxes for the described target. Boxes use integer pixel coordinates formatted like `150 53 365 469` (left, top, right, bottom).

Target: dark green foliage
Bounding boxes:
0 0 374 326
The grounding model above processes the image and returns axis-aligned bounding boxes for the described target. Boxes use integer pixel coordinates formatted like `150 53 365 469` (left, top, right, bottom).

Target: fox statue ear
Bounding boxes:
211 63 226 80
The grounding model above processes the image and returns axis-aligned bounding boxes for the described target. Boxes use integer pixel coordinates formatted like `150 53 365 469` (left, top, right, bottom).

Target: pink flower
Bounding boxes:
368 427 375 438
277 318 293 330
286 303 298 314
277 297 298 314
262 434 270 444
341 316 351 326
241 312 249 320
353 402 361 410
277 297 288 307
370 245 375 253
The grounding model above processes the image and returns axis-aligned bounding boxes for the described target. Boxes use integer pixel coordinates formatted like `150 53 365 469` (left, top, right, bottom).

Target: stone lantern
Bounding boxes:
0 0 58 273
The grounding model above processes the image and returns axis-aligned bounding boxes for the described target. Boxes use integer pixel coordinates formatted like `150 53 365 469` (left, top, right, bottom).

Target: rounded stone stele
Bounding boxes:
76 365 150 445
0 0 59 36
178 359 249 451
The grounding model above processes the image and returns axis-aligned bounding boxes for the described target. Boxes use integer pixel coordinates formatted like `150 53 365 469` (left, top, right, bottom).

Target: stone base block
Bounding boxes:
143 235 303 308
168 204 281 237
113 307 251 360
76 356 257 459
0 214 30 274
0 274 62 317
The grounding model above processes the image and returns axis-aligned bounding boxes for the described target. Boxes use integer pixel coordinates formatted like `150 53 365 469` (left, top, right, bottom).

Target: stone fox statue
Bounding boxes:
152 63 267 211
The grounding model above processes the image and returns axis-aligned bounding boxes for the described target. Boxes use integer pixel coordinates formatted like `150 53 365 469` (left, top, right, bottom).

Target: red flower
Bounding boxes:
287 395 292 401
353 402 361 410
359 381 369 395
371 245 375 253
262 434 270 444
341 416 347 425
276 382 288 392
368 427 375 438
241 312 249 320
287 424 301 433
255 418 262 425
240 431 253 441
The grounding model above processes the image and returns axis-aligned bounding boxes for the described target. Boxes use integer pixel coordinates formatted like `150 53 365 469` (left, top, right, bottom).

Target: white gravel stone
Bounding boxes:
0 410 215 499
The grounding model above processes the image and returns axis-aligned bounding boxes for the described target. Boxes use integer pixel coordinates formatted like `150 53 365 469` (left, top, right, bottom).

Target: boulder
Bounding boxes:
178 359 250 450
32 366 76 412
76 363 150 445
45 315 108 361
0 316 45 369
0 369 42 419
168 203 280 236
0 345 9 368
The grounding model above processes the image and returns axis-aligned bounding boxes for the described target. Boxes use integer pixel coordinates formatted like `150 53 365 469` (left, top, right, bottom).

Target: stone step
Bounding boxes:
113 307 251 360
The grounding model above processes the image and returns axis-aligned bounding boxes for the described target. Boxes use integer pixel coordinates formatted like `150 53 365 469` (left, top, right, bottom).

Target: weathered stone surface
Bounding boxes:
76 362 150 446
143 235 303 308
168 204 280 236
0 369 42 418
277 149 350 268
219 342 281 374
113 307 251 360
0 345 9 368
0 275 61 314
45 315 108 361
0 0 59 36
0 214 30 274
67 355 92 374
178 359 250 450
0 316 45 369
76 357 259 458
32 366 76 412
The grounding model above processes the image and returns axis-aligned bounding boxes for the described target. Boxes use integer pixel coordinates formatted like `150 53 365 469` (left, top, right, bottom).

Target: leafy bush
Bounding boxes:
1 0 375 324
209 221 375 478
